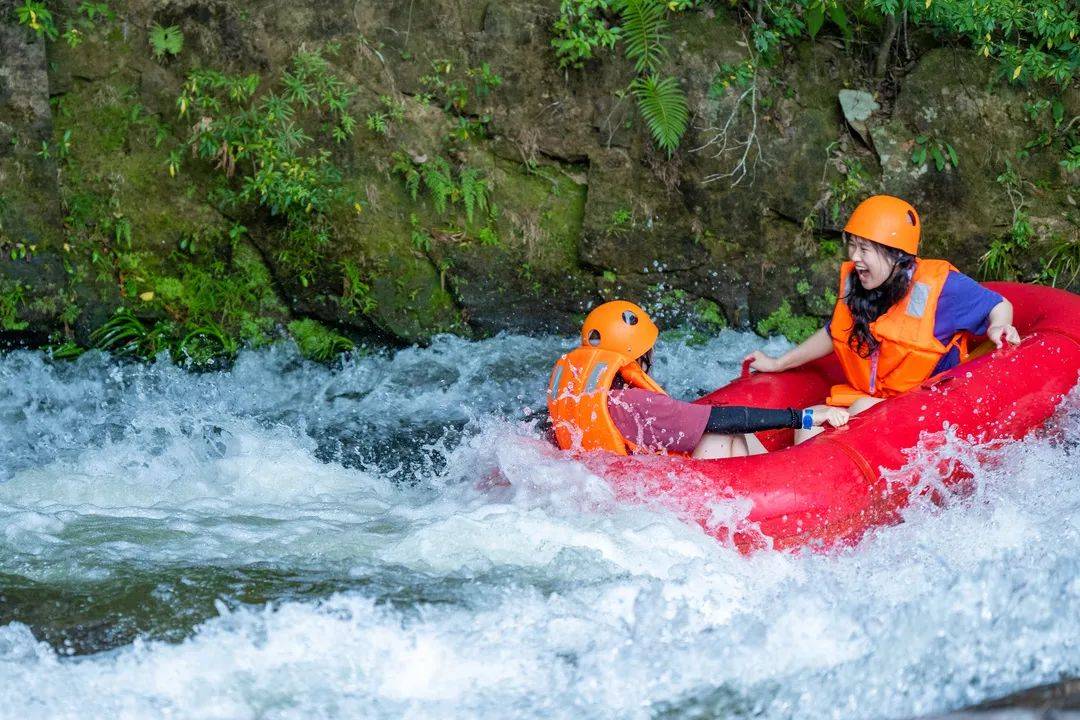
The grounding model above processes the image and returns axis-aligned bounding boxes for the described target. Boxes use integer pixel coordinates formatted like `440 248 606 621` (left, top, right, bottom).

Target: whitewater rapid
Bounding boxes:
0 332 1076 719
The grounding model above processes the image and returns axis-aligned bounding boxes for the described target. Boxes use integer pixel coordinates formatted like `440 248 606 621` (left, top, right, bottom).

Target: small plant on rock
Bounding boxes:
176 47 358 290
287 318 354 362
551 0 689 154
15 1 58 40
149 23 183 59
911 134 959 172
552 0 620 68
391 152 493 224
757 300 819 343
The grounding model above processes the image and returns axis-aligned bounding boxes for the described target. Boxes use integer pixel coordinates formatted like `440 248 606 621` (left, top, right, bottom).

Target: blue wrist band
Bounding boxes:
801 409 814 430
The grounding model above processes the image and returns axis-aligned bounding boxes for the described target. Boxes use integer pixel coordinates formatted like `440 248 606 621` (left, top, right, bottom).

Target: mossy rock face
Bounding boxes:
367 265 464 343
51 73 231 311
0 27 60 237
2 0 1078 351
866 48 1075 278
0 13 69 340
250 157 467 345
18 18 293 350
342 210 465 345
758 104 842 224
580 148 706 276
438 155 596 335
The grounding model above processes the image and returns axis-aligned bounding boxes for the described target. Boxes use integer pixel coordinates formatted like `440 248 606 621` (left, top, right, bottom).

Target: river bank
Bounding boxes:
1 0 1076 358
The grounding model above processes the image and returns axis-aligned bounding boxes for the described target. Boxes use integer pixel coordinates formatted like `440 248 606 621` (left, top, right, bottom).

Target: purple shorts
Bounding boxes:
607 388 710 454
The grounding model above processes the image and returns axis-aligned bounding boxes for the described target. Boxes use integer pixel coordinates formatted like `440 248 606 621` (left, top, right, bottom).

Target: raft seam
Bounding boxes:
1037 327 1080 348
822 436 877 486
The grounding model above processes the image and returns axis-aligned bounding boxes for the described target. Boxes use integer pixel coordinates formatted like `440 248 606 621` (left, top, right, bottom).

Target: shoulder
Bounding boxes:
913 258 956 281
931 270 1004 338
940 270 1003 303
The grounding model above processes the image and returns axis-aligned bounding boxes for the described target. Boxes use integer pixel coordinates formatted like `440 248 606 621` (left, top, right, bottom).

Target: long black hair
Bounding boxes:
844 241 916 358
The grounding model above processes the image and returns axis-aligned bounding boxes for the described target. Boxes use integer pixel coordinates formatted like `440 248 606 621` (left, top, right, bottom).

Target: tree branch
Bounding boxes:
875 13 900 79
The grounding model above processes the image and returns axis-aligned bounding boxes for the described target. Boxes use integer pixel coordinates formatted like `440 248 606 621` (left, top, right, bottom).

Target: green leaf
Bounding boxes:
930 146 946 171
827 3 851 39
1051 99 1064 125
911 146 927 165
806 4 825 38
149 23 184 58
945 142 959 167
614 0 669 74
15 2 58 40
631 74 689 154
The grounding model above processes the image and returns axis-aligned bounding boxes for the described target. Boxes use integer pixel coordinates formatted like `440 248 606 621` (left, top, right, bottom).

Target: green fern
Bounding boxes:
391 152 422 199
459 168 489 223
614 0 668 74
421 157 456 214
149 23 184 59
179 321 238 364
631 75 688 154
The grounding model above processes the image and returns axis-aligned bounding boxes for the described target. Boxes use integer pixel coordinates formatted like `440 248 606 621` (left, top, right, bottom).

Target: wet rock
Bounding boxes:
0 0 70 340
925 678 1080 719
838 88 879 147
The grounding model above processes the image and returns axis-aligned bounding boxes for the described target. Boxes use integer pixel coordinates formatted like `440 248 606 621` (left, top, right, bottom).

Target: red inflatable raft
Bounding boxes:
577 282 1080 553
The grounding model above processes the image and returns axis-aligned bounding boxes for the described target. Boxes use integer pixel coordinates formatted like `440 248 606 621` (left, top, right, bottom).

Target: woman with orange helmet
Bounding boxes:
547 300 849 458
745 194 1020 438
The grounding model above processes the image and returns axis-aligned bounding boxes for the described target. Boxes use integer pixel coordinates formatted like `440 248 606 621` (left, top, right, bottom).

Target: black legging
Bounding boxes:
705 406 802 435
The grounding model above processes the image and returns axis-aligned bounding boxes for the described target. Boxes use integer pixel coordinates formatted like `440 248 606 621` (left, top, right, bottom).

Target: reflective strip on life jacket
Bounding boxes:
828 258 968 405
547 346 665 454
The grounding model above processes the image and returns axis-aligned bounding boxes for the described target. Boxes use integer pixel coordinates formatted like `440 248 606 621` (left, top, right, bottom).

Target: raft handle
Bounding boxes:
741 358 753 379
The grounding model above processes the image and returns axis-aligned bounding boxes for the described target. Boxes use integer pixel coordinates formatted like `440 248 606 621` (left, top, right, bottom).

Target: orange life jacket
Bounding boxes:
547 346 666 454
827 258 969 406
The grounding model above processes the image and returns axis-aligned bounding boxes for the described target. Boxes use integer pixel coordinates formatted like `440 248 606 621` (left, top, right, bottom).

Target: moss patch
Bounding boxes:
0 280 28 331
756 300 820 343
286 318 354 361
330 170 466 343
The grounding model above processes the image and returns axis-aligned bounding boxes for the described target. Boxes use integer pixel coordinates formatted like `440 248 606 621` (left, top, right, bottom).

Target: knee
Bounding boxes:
693 433 734 460
849 397 885 415
794 426 825 444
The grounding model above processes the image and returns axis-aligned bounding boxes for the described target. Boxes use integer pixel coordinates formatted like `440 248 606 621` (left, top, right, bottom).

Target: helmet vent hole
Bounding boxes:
588 329 602 346
622 311 638 326
907 210 917 226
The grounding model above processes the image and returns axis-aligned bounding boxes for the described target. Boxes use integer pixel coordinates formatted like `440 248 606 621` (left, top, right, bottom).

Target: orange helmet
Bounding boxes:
844 195 920 256
580 300 658 359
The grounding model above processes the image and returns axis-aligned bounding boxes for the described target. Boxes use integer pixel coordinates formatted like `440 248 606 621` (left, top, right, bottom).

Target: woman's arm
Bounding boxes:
744 326 833 373
986 299 1021 348
705 404 848 434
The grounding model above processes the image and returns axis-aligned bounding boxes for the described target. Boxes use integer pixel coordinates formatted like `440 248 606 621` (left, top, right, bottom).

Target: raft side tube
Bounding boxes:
598 283 1080 552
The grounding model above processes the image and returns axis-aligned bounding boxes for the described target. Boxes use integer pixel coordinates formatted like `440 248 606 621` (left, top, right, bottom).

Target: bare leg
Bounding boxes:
692 433 736 459
848 396 885 414
794 425 824 444
729 435 749 457
743 432 768 456
692 432 768 459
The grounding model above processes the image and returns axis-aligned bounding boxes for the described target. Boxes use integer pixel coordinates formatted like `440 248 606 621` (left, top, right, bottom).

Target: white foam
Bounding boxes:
0 338 1076 720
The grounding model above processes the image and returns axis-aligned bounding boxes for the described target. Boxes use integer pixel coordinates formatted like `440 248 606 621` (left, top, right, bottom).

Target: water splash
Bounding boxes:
0 333 1076 719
